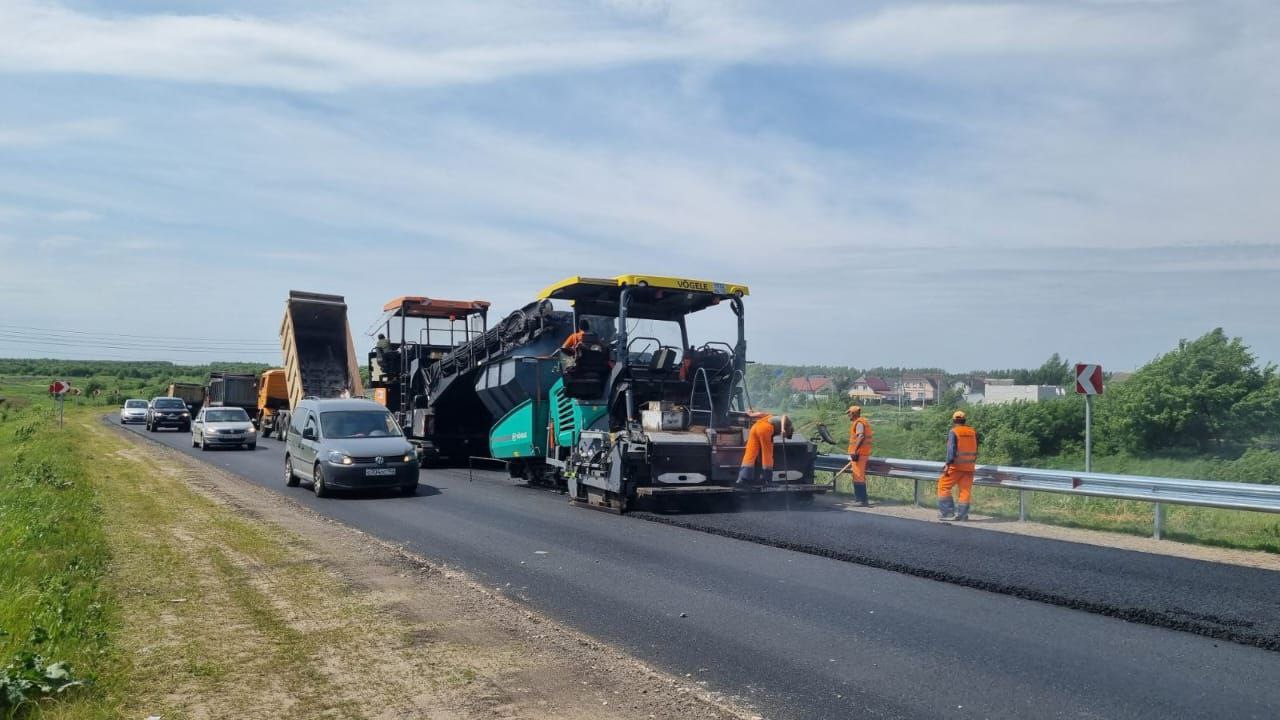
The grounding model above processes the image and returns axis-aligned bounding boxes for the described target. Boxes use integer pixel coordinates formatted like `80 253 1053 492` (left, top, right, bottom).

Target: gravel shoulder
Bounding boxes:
98 419 753 720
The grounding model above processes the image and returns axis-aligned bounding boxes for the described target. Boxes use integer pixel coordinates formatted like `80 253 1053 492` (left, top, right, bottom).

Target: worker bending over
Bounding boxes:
937 410 979 520
846 405 873 506
738 414 793 485
561 319 590 353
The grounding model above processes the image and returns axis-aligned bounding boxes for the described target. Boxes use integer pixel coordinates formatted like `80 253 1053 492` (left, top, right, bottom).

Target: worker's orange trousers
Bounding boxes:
937 467 974 504
850 454 869 484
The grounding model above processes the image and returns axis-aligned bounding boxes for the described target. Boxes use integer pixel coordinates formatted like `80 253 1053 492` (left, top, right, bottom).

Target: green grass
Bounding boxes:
0 404 120 718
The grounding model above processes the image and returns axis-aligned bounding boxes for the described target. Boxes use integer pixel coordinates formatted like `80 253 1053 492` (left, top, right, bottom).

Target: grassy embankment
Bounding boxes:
790 403 1280 552
0 394 485 718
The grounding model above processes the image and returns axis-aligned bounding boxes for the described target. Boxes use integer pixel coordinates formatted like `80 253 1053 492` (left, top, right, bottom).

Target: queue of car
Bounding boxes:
127 394 417 499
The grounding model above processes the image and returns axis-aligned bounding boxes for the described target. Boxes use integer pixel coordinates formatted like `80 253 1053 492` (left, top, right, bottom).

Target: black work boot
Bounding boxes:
852 483 870 507
955 503 970 521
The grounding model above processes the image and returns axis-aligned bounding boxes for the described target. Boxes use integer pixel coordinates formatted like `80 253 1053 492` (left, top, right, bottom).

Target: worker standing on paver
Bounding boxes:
846 405 873 507
561 319 590 353
938 410 979 520
738 413 793 485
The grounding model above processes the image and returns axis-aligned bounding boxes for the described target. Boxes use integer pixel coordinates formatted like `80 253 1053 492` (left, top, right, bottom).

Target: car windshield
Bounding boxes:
155 399 187 409
319 411 402 439
205 409 249 422
125 400 147 408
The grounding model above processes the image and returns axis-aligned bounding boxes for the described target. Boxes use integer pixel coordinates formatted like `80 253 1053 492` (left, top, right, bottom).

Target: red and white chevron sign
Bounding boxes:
1075 364 1103 395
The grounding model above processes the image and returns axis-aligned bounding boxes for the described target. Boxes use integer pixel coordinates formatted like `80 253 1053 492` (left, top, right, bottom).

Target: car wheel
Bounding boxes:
284 456 300 487
181 423 190 433
199 435 208 451
312 464 330 498
400 483 418 496
191 434 198 448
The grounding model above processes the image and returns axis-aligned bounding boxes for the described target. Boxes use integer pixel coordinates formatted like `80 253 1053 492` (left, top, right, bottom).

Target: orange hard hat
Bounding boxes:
846 405 861 415
952 410 967 421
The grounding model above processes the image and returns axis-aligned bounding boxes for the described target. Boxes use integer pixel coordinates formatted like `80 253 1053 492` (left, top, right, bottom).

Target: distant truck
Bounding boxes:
206 372 258 414
255 368 290 439
279 291 364 429
167 382 205 415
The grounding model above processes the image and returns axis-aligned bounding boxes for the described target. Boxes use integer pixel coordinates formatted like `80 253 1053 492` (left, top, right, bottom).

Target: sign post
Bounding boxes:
49 380 71 427
1074 364 1103 472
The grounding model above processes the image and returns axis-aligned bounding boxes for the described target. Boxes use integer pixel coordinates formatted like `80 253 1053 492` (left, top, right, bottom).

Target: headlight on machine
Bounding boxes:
327 451 353 465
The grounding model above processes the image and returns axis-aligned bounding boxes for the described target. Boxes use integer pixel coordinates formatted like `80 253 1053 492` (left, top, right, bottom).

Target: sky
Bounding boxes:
1 0 1278 372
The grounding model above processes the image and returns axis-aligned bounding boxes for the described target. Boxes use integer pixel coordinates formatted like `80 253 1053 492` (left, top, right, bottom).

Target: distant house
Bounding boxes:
847 375 892 403
981 383 1066 405
900 374 943 404
789 376 835 401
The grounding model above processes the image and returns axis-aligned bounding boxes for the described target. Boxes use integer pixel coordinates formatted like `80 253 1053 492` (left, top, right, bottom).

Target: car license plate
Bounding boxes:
365 468 396 477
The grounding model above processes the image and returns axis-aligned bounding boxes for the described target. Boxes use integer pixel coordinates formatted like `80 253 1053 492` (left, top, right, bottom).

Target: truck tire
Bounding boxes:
284 456 300 487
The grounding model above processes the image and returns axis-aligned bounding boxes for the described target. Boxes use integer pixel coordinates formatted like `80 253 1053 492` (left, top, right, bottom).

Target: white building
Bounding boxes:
981 381 1065 405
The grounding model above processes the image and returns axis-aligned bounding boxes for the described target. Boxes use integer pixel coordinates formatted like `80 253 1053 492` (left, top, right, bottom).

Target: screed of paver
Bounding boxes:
98 420 753 720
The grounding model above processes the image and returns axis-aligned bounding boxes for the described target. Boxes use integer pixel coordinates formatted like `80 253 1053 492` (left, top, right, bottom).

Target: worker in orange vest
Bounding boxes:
738 413 793 485
561 319 590 353
846 405 873 506
938 410 979 520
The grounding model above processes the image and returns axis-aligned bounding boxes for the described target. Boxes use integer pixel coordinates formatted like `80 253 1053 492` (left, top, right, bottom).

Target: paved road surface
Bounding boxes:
118 421 1280 720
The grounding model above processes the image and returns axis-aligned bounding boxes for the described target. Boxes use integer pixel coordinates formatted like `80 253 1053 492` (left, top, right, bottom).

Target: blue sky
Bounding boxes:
1 0 1278 372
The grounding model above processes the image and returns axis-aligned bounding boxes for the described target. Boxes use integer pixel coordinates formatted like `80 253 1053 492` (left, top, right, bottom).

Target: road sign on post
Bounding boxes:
1075 364 1103 396
49 380 70 427
1075 364 1103 472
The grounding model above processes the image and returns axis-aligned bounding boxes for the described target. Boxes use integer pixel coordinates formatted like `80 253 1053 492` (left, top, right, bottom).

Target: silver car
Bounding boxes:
192 406 258 451
120 398 149 424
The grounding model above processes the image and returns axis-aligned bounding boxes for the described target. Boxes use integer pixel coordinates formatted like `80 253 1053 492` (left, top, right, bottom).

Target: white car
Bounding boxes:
191 406 258 451
120 399 149 424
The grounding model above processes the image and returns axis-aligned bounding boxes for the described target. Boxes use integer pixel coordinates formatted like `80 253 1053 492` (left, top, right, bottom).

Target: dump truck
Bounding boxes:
488 275 824 512
205 372 258 413
369 296 571 462
255 368 290 439
167 382 205 415
279 291 365 423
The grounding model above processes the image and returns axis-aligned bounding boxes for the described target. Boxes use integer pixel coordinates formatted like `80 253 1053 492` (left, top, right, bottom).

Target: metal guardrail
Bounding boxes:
815 454 1280 539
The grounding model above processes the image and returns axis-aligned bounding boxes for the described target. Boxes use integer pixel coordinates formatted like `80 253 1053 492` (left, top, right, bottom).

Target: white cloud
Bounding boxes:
0 1 1198 92
0 118 121 147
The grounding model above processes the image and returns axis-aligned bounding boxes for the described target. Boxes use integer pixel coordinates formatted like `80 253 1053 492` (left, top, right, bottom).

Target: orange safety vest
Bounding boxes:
848 416 873 454
561 330 585 351
741 415 776 469
951 425 978 471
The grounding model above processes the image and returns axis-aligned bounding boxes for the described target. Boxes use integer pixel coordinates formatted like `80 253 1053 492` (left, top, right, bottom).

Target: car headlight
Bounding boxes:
402 452 416 463
327 451 353 465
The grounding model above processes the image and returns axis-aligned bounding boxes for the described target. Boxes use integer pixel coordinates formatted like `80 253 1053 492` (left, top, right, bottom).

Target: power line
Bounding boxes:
0 337 275 357
0 322 279 346
0 330 279 353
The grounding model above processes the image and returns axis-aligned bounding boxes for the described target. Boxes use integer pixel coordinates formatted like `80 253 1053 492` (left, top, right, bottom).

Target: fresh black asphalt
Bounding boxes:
636 503 1280 651
117 420 1280 720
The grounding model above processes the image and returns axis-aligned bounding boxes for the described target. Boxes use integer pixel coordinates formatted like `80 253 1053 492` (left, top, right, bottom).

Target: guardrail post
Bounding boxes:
913 479 920 507
1153 502 1164 540
1019 490 1027 522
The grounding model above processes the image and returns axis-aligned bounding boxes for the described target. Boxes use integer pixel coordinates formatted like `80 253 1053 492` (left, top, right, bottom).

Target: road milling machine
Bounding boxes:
487 275 825 512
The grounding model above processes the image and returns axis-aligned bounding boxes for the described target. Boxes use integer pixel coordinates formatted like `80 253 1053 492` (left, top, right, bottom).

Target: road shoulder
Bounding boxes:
98 419 751 720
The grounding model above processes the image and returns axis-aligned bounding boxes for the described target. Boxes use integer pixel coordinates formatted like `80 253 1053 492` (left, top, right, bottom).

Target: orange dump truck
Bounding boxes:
256 368 290 439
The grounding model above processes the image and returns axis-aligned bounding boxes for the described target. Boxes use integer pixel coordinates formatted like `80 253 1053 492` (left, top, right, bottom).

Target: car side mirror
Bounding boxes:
302 427 317 440
194 419 203 424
